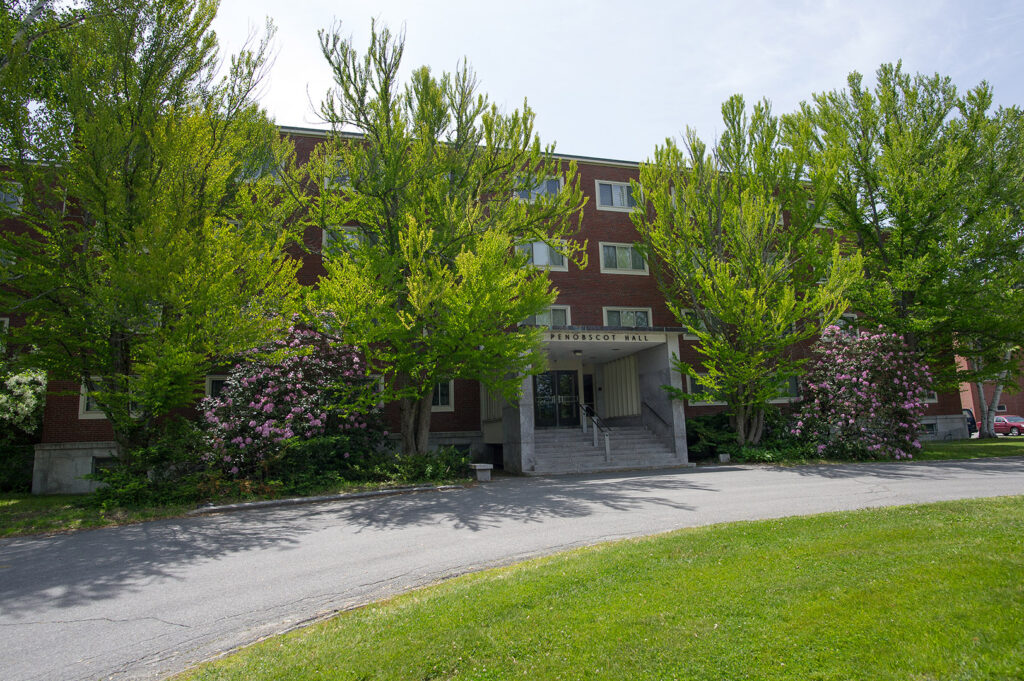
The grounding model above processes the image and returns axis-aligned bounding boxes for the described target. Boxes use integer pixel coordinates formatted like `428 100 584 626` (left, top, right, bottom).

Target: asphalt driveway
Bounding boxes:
1 457 1023 681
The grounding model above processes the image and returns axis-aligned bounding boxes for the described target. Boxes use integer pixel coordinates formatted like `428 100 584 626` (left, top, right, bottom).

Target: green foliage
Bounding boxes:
0 0 303 452
269 439 469 496
85 418 208 509
0 432 35 493
798 62 1024 396
634 95 862 445
306 22 586 454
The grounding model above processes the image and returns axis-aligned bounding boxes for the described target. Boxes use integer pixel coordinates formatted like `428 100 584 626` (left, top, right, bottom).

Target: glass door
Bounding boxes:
534 370 580 428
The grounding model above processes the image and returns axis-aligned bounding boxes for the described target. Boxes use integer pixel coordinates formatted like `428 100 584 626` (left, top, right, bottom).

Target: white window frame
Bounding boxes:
923 390 939 404
769 376 802 404
79 380 107 420
997 404 1007 413
599 242 648 275
431 380 455 413
518 241 569 272
205 375 228 399
679 308 708 340
524 305 571 327
1 181 23 213
686 374 727 406
595 180 637 212
516 176 563 202
322 225 361 252
603 306 653 329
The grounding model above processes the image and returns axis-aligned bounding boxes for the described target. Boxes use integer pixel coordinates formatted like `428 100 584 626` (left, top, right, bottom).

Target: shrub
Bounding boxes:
85 419 207 509
792 325 931 460
199 325 379 479
0 368 46 434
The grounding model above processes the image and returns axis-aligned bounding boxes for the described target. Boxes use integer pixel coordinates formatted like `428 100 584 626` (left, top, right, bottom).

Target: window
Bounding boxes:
322 225 361 252
679 308 707 340
920 421 938 436
517 242 567 271
431 380 454 412
596 180 636 211
604 307 651 329
687 374 727 406
923 390 939 404
206 375 228 399
79 381 107 420
0 182 22 214
517 177 561 201
997 404 1007 412
832 312 858 334
599 242 647 274
808 200 826 229
769 376 802 404
524 306 570 327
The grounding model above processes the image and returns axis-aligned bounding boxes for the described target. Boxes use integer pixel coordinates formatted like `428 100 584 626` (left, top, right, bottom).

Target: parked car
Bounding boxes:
963 408 977 435
993 415 1024 436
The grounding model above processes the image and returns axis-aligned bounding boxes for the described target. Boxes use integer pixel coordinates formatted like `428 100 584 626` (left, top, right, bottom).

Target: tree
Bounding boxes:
797 63 1024 437
0 0 304 454
306 23 586 455
632 95 862 445
792 325 932 460
199 323 378 478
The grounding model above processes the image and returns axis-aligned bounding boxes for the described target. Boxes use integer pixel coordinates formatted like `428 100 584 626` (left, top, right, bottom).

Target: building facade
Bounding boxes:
6 128 971 492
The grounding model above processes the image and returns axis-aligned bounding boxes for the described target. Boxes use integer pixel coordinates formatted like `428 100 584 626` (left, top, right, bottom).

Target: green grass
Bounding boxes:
180 497 1024 681
0 493 193 537
0 477 471 538
917 437 1024 460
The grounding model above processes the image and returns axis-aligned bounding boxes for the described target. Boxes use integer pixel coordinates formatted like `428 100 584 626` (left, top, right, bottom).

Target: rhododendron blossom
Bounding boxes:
792 326 931 460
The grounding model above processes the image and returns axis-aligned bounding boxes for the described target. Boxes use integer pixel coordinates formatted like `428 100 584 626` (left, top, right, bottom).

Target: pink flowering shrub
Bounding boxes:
199 325 381 478
791 326 932 460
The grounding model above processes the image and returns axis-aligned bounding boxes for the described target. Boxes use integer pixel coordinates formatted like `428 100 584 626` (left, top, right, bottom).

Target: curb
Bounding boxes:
185 483 470 516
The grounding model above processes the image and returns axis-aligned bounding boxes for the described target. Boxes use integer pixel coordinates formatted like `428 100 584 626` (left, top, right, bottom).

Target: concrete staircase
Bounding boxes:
529 425 686 475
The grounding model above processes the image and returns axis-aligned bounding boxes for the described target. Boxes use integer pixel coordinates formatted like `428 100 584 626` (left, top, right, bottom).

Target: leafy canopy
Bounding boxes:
633 94 862 445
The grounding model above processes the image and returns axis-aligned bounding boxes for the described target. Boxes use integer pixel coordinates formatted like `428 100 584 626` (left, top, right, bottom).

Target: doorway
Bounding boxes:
534 370 580 428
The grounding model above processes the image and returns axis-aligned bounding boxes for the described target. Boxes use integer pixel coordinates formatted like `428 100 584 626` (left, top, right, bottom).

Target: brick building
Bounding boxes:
6 127 971 492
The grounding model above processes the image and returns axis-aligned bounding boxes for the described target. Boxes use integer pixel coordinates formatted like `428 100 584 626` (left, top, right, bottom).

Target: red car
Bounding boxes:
993 415 1024 436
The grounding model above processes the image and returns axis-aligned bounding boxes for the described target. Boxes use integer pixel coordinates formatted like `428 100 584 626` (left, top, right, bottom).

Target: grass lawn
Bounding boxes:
917 436 1024 461
0 493 195 537
179 496 1024 681
0 478 469 538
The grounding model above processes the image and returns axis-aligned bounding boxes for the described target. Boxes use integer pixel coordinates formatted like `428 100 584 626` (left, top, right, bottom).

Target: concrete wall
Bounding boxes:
636 334 688 460
33 441 117 494
502 374 534 474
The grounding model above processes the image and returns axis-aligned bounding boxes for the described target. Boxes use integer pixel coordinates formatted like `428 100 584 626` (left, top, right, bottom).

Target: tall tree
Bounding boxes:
308 23 586 455
632 95 862 445
0 0 304 454
797 63 1024 437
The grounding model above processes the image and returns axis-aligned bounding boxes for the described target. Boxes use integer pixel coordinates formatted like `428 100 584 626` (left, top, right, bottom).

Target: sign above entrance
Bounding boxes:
545 331 667 344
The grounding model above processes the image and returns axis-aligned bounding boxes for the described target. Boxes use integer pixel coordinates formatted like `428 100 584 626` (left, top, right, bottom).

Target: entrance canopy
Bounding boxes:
542 330 668 363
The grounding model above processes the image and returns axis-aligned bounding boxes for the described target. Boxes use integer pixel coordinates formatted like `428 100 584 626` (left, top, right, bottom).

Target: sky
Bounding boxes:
211 0 1024 162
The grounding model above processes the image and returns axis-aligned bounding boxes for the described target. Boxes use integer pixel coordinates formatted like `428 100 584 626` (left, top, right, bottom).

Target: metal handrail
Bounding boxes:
641 401 670 428
580 403 611 462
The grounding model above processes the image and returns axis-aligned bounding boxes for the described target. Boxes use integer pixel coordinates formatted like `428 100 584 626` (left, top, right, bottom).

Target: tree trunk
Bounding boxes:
976 379 994 439
399 389 434 456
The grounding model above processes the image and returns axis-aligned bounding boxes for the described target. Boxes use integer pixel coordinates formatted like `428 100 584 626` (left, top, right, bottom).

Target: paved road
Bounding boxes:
2 457 1023 681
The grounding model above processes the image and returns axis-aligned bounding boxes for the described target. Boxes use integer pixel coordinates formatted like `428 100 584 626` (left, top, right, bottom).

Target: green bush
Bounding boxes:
85 419 207 509
0 433 35 493
268 438 470 495
686 412 735 459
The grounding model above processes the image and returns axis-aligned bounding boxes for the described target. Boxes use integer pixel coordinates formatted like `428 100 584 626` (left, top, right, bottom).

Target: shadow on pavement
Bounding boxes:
0 468 711 615
289 468 711 533
760 456 1024 480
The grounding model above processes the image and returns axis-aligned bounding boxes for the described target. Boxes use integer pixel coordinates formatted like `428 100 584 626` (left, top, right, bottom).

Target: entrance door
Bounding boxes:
534 370 581 428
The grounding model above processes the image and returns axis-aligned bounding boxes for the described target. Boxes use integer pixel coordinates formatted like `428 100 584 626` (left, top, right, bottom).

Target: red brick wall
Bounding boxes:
40 379 115 443
549 161 674 326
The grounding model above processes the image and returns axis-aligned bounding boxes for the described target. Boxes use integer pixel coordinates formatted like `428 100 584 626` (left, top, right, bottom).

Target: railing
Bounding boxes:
580 403 611 462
